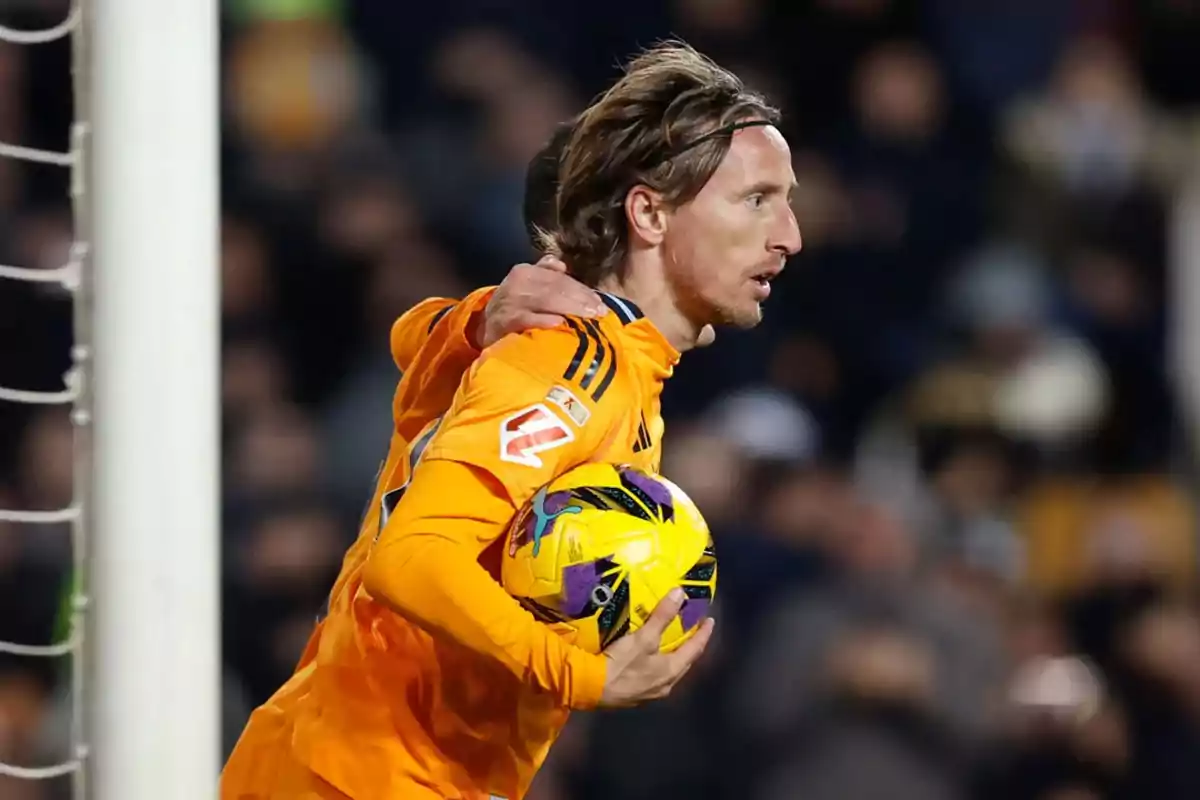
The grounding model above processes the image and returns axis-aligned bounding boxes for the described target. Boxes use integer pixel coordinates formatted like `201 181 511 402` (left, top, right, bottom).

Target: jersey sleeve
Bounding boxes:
364 324 623 710
388 287 496 374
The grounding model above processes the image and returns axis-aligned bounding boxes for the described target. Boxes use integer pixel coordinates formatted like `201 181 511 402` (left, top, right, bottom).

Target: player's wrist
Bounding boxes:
468 308 488 351
463 287 498 351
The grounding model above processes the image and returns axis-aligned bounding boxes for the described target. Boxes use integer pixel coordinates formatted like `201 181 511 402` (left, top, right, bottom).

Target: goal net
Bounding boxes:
0 1 220 798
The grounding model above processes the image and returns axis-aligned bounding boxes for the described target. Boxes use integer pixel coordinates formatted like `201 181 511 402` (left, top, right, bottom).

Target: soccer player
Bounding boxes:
224 131 598 794
289 113 587 686
223 41 800 800
284 114 591 677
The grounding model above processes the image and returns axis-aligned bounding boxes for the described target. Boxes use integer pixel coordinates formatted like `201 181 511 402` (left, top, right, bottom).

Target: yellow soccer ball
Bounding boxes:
501 463 716 654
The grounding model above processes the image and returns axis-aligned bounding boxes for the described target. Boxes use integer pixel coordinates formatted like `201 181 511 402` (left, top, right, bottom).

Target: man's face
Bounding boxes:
662 125 801 329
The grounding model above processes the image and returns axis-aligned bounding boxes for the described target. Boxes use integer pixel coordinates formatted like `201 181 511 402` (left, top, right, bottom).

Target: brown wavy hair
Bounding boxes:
542 41 779 287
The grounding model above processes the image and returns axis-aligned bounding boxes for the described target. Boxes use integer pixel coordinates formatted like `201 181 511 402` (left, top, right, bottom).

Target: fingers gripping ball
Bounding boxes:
502 463 717 655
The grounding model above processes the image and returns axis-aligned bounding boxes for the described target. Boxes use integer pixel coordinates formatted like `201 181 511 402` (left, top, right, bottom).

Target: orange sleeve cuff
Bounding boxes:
453 286 497 354
388 287 497 373
565 648 607 710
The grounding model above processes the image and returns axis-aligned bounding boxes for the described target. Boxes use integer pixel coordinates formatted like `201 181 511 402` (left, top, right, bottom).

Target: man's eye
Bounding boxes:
746 194 765 209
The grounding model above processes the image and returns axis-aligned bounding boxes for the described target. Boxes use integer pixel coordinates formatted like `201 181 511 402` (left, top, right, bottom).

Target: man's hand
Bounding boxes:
598 588 714 707
478 256 607 349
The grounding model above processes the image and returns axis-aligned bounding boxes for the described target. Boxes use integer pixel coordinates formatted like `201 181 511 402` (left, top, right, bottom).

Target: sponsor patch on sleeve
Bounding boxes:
545 384 591 427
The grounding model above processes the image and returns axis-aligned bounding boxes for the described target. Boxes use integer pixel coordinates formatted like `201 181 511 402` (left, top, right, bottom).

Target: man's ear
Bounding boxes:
625 185 668 247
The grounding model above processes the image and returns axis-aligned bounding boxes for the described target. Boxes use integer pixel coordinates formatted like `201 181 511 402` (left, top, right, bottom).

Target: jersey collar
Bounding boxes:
598 291 679 370
597 292 644 324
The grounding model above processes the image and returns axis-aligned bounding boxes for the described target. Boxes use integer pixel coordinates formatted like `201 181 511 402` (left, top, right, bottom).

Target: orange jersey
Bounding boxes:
225 293 678 800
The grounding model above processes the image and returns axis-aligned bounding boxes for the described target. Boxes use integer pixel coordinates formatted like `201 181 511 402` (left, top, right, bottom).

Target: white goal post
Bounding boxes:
90 0 221 798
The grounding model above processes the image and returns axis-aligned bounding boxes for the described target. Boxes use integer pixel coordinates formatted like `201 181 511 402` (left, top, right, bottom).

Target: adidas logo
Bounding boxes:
632 414 651 453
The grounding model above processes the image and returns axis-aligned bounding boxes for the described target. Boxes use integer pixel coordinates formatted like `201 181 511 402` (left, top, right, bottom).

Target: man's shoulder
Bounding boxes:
480 317 632 408
426 319 632 488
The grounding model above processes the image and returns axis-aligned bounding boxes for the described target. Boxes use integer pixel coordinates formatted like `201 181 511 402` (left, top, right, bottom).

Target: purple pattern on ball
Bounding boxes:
621 469 674 514
543 491 575 516
560 561 602 617
678 598 709 632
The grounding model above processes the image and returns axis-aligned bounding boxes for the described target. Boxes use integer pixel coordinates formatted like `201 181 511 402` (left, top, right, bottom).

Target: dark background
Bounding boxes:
3 1 1200 798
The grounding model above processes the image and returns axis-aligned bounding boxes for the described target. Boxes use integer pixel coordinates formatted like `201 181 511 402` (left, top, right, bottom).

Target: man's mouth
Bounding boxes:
750 264 783 295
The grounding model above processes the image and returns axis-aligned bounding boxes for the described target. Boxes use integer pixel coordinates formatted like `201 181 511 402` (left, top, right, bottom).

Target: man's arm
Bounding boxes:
364 327 612 709
389 292 490 376
364 324 713 710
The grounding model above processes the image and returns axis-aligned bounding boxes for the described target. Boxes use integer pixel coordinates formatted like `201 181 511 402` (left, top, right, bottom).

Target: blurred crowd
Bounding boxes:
3 0 1200 798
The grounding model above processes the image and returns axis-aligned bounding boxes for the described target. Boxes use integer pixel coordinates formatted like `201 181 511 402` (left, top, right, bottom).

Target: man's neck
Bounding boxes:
597 273 703 353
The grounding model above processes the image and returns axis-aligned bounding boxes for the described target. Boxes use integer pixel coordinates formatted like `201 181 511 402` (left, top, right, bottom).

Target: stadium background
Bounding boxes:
3 0 1200 797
